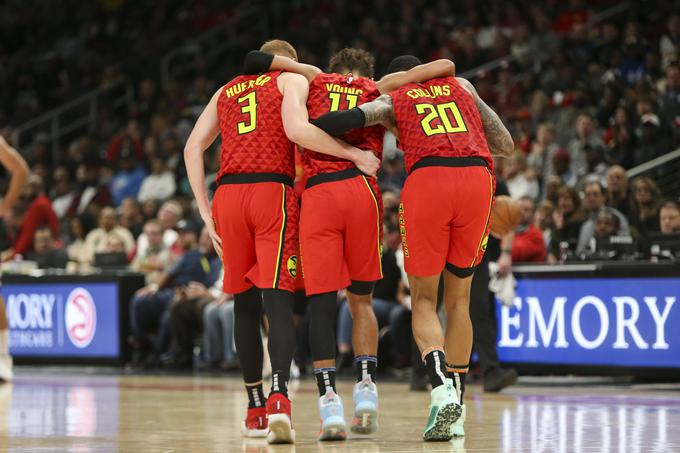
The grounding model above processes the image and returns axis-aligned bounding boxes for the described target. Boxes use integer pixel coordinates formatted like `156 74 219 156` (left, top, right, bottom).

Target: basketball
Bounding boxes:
490 195 521 237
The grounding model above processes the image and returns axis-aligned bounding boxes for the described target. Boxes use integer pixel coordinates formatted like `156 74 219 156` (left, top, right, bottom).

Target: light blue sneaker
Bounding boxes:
351 377 379 435
423 379 462 441
317 389 347 441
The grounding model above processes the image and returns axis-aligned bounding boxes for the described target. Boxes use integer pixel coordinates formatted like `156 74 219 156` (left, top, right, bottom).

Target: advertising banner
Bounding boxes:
496 278 679 367
1 282 120 358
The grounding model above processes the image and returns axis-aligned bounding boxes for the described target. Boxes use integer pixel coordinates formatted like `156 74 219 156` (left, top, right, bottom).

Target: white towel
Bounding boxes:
488 262 517 307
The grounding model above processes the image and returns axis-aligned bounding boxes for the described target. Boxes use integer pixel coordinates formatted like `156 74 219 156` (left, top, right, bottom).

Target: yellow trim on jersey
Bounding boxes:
362 176 383 278
470 168 495 268
273 184 287 287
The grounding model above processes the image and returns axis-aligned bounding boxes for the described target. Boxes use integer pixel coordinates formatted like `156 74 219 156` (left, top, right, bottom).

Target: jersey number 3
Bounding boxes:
415 101 467 136
237 92 257 135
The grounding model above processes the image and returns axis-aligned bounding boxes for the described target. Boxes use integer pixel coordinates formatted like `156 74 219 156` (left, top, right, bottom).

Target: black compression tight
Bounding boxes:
234 287 263 383
309 291 338 361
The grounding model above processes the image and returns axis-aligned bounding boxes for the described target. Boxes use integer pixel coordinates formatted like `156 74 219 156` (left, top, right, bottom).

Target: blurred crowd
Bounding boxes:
1 0 680 371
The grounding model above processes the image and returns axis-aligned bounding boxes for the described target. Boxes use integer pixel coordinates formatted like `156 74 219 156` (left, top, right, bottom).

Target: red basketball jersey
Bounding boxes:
217 71 295 179
303 73 385 177
390 76 493 173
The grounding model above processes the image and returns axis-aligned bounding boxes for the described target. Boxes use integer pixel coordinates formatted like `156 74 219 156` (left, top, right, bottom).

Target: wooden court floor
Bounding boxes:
1 369 679 452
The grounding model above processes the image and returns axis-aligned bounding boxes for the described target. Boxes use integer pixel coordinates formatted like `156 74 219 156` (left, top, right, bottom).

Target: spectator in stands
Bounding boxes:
577 181 630 254
135 200 182 258
106 120 145 162
201 276 238 370
535 200 555 250
131 220 176 285
129 224 220 366
552 148 577 187
659 63 680 139
593 209 621 241
8 174 60 257
119 197 145 238
168 270 233 370
67 162 112 218
141 199 159 221
50 166 75 219
634 114 668 168
84 207 135 260
511 196 547 263
505 153 539 200
630 176 662 237
568 114 604 178
380 153 407 191
66 216 92 272
659 200 680 234
26 226 68 269
606 124 636 169
109 146 147 206
660 13 680 69
527 122 560 184
138 156 177 203
579 144 608 188
550 187 588 260
606 165 631 217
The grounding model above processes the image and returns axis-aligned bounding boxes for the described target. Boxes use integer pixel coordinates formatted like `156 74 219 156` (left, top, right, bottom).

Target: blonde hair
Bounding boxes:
260 39 297 61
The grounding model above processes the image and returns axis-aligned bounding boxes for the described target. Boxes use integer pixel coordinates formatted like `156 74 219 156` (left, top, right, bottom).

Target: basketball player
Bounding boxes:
312 55 513 441
0 136 29 382
184 40 379 444
242 48 454 439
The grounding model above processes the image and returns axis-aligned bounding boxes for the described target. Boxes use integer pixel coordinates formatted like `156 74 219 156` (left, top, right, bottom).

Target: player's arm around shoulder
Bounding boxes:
279 72 380 177
456 77 514 158
243 50 322 82
311 94 398 138
376 59 455 94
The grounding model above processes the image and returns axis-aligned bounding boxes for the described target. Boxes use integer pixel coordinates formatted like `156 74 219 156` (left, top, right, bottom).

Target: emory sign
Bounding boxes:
496 278 680 367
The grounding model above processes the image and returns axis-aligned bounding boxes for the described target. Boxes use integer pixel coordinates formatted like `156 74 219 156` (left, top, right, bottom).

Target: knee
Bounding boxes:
348 296 372 317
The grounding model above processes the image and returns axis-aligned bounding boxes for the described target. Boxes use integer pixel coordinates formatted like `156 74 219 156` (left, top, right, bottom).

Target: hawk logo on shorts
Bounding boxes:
287 255 298 279
481 234 489 252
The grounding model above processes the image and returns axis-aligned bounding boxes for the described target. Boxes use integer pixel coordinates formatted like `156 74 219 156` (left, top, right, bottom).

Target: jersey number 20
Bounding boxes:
237 92 257 135
415 101 467 136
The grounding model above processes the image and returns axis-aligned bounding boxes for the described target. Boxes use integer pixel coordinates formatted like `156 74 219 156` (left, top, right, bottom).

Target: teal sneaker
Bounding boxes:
422 379 462 441
451 403 466 437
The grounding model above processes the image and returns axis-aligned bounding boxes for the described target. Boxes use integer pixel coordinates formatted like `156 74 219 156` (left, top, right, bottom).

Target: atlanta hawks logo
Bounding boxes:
65 288 97 348
287 255 298 279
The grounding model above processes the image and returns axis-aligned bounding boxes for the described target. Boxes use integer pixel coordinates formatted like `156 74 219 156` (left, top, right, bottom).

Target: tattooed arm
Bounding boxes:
312 94 399 138
456 77 514 157
359 95 398 135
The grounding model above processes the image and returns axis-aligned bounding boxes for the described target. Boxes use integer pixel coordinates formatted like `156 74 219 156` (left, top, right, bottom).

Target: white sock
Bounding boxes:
0 330 8 355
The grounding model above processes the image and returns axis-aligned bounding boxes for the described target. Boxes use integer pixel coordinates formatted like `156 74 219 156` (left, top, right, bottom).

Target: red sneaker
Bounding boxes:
266 393 295 444
242 406 268 438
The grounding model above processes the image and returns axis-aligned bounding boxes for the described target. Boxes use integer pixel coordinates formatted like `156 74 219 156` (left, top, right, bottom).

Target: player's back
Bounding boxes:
217 71 295 181
304 73 385 177
390 76 492 173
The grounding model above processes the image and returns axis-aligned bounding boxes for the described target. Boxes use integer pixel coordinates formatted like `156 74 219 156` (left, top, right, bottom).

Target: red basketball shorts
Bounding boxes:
399 164 495 278
300 170 383 296
212 181 299 294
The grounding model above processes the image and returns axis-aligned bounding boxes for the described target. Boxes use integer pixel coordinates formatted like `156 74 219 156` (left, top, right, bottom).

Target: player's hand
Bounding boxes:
353 149 380 178
204 219 223 260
